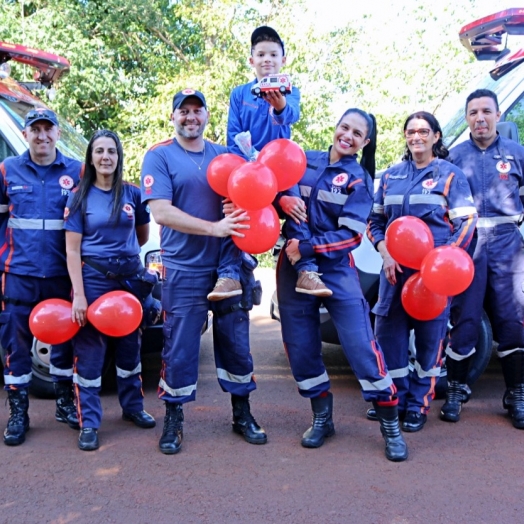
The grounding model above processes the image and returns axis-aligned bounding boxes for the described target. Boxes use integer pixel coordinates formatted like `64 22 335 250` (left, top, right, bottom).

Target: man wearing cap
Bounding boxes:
0 108 84 446
140 89 268 455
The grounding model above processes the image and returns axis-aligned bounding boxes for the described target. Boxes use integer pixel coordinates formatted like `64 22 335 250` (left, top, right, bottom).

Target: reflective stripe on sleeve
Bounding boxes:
0 204 9 213
296 371 329 391
158 377 196 398
339 217 366 233
372 203 384 214
448 206 478 220
116 363 142 379
216 367 253 384
299 185 311 198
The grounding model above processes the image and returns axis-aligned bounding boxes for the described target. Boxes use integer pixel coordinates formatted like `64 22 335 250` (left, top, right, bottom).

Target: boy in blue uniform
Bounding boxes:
208 26 332 301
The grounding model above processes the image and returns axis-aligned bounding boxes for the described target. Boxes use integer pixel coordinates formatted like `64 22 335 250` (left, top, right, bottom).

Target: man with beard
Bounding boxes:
140 89 267 455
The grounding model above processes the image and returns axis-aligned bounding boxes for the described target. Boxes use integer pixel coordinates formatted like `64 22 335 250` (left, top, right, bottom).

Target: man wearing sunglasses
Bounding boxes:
0 107 84 446
446 89 524 429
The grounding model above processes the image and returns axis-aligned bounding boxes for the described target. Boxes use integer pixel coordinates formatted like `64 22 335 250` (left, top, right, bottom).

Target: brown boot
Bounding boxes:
296 271 333 297
207 278 242 301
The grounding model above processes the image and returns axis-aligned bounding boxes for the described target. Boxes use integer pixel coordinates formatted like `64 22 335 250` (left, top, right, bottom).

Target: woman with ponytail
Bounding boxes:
275 108 407 462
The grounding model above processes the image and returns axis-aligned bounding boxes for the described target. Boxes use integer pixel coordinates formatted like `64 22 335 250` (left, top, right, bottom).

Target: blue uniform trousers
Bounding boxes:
73 259 144 429
276 252 395 402
450 224 524 361
1 273 73 390
374 299 449 414
159 267 256 404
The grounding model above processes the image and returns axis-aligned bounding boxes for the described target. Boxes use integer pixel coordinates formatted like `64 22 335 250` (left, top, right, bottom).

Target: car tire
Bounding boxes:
434 310 493 399
279 86 286 94
254 87 261 95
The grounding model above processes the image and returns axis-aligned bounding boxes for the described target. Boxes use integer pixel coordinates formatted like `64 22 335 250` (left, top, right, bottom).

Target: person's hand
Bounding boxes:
285 238 302 265
377 240 402 285
280 195 307 224
213 208 249 237
222 197 236 217
264 91 286 112
72 295 88 327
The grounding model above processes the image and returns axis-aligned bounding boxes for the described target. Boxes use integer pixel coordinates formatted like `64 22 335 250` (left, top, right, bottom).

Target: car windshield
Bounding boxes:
440 64 524 148
0 97 87 160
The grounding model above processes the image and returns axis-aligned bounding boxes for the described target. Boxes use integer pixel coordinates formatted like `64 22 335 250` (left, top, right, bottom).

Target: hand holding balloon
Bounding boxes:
377 241 402 285
72 294 88 327
212 208 249 238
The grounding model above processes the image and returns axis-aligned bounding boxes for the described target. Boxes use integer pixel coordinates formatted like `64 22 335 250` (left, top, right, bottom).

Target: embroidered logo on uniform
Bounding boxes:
63 207 70 219
422 179 438 189
332 173 348 186
143 174 154 188
182 88 196 95
496 160 511 174
123 204 134 218
499 173 509 181
59 175 74 190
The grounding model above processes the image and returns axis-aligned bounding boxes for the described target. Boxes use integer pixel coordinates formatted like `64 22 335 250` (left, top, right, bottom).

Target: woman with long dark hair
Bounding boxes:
367 111 478 432
276 108 408 462
65 130 156 451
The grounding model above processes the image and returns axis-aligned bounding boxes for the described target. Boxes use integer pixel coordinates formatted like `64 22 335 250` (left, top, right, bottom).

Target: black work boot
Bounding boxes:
4 389 30 446
78 428 99 451
440 356 472 423
373 401 408 462
231 394 267 445
159 402 184 454
55 381 80 430
301 392 335 448
501 351 524 429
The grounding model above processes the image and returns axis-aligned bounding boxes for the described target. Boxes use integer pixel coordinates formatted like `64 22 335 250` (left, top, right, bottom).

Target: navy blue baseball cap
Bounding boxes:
172 89 207 110
251 26 285 55
24 108 59 127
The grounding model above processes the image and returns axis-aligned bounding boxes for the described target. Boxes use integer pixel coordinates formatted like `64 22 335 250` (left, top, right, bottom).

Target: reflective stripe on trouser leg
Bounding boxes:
72 322 107 429
158 268 215 404
211 298 256 396
115 328 144 414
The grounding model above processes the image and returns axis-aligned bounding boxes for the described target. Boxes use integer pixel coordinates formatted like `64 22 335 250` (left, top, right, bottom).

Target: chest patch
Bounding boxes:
59 175 74 190
332 173 348 187
496 160 511 174
422 179 438 190
123 203 134 218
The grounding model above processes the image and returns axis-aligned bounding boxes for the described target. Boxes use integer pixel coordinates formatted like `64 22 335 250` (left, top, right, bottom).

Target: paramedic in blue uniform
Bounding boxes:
367 111 477 433
446 89 524 428
65 130 156 451
276 108 408 462
140 89 267 455
0 108 83 446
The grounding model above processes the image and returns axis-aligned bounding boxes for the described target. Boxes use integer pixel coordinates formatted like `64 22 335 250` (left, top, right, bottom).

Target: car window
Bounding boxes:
0 132 15 162
505 94 524 140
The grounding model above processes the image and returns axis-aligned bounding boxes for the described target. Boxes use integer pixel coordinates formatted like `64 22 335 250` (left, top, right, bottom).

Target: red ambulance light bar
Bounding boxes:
0 41 70 86
459 8 524 61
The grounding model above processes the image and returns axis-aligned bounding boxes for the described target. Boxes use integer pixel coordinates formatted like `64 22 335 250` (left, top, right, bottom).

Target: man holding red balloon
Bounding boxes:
141 89 267 455
0 109 84 446
447 89 524 429
206 25 331 300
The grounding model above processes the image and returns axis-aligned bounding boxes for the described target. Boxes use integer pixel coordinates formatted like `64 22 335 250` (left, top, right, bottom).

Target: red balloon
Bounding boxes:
233 205 281 255
87 291 143 337
29 299 79 345
207 153 246 197
257 138 307 191
228 162 278 210
420 246 474 296
385 216 434 270
401 273 448 321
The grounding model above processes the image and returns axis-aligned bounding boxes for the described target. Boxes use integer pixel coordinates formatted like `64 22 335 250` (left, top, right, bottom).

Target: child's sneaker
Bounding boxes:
207 278 243 301
295 271 333 297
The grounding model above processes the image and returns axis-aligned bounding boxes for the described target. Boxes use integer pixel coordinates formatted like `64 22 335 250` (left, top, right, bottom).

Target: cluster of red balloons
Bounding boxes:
207 138 307 254
385 216 474 321
29 291 143 345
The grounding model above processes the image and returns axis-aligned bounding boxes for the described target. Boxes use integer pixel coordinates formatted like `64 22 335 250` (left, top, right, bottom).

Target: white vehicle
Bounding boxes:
272 8 524 396
251 74 292 98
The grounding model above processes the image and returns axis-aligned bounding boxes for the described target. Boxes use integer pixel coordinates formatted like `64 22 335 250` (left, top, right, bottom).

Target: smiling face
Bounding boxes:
249 41 286 80
404 117 439 166
172 98 209 140
330 112 370 164
23 120 61 165
466 96 501 149
91 136 118 180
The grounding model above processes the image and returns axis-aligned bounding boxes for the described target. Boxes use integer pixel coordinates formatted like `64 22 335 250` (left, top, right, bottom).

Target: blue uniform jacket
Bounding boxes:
367 158 477 315
449 134 524 222
280 150 373 261
0 149 83 278
227 79 300 158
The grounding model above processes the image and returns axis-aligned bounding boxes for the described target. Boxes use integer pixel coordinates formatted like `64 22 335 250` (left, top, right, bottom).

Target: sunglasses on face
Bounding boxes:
404 128 431 138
